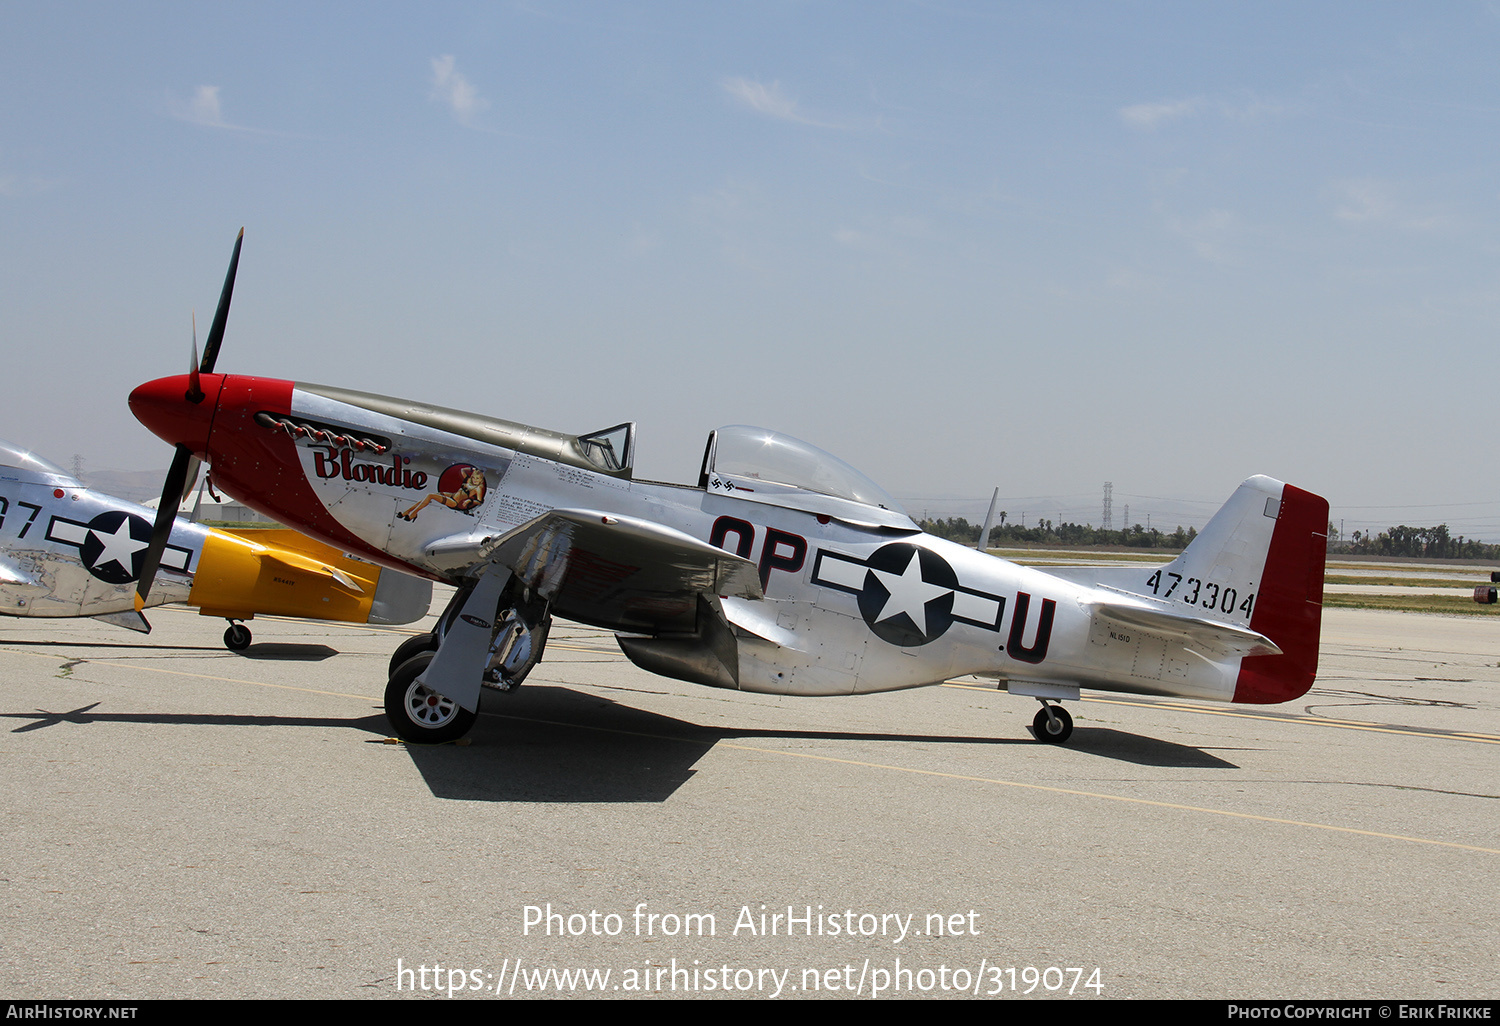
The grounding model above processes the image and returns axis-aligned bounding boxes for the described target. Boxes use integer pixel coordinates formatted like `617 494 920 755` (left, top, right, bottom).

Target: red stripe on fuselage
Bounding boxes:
1233 483 1328 704
203 375 440 582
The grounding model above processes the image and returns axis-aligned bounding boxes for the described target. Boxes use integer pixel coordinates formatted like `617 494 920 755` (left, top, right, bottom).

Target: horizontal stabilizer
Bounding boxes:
1093 601 1281 658
91 610 152 634
257 549 364 593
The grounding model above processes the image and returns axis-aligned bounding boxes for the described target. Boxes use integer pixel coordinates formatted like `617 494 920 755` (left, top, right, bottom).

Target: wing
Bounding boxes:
416 509 762 712
483 508 762 633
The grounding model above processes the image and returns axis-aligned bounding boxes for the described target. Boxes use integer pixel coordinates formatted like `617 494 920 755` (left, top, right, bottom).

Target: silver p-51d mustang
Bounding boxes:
129 234 1328 745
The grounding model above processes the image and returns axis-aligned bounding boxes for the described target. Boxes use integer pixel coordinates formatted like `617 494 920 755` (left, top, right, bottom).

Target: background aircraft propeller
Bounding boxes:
134 228 243 611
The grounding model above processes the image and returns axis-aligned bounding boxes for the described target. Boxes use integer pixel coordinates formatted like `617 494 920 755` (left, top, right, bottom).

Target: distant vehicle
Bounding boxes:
0 440 430 648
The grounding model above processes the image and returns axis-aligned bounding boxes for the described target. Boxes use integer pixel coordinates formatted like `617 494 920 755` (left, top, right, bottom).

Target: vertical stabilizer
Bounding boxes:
1134 476 1326 702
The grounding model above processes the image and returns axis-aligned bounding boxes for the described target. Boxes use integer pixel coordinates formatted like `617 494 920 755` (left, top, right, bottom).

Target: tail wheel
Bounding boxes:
387 631 439 678
224 622 252 651
384 652 477 744
1032 704 1073 744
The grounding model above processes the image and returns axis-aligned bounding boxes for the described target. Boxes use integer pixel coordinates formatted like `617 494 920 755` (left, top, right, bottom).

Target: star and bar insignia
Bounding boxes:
811 541 1006 647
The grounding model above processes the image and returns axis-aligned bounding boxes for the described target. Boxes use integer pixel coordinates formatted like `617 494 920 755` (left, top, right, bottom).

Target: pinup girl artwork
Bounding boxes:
398 464 487 521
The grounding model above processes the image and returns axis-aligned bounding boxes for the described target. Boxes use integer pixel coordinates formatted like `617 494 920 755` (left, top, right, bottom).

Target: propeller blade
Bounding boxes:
134 444 195 611
189 474 206 524
187 311 202 402
198 228 243 375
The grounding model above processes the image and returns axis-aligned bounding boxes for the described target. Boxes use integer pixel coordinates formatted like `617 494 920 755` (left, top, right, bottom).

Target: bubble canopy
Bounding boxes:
707 425 907 515
0 440 74 481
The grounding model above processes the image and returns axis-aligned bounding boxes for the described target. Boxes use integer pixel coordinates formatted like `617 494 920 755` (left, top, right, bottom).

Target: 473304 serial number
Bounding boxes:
1145 570 1255 618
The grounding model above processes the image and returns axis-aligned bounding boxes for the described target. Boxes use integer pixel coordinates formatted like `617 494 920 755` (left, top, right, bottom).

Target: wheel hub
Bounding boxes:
407 683 457 726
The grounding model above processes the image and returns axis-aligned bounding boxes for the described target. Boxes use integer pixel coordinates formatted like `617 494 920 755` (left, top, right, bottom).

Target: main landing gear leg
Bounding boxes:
1032 701 1073 744
483 588 551 693
382 574 552 744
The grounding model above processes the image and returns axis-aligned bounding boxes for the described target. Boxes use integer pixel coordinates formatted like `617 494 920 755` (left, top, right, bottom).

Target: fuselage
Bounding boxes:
129 373 1252 703
0 445 201 618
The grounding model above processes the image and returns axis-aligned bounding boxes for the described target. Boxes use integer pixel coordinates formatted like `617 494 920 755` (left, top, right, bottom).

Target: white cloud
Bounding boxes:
1332 179 1449 232
189 85 223 126
1120 98 1203 130
723 77 850 130
430 55 489 125
724 77 803 122
167 85 230 128
1122 93 1285 131
166 85 288 136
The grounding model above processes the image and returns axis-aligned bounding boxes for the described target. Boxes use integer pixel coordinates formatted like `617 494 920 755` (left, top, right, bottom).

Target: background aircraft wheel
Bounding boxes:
224 623 252 651
384 652 476 744
1032 705 1073 744
387 631 439 678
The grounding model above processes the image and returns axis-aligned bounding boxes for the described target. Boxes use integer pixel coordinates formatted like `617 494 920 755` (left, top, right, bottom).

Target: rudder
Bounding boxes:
1232 482 1328 703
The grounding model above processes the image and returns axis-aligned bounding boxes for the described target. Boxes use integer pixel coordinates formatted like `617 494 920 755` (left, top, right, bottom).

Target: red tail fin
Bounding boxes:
1233 483 1328 704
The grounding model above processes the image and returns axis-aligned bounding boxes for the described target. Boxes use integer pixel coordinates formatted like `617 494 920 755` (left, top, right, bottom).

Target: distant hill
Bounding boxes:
80 469 170 505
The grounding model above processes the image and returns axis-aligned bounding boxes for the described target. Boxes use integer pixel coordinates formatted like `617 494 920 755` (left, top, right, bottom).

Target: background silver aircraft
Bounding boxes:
0 439 430 647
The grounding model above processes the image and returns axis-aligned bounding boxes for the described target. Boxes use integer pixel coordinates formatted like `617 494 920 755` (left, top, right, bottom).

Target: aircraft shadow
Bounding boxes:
4 690 1236 801
2 702 390 735
1034 727 1239 769
1 638 337 660
0 639 226 652
400 686 1238 802
235 643 339 661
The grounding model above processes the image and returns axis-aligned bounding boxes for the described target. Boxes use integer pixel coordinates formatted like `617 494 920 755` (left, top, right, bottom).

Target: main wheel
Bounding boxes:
384 652 476 744
1032 705 1073 744
224 623 252 651
387 631 439 678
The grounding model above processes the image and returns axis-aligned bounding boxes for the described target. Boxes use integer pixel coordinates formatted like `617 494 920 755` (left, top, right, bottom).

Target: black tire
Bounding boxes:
384 652 477 744
224 623 252 651
1032 705 1073 744
387 632 439 678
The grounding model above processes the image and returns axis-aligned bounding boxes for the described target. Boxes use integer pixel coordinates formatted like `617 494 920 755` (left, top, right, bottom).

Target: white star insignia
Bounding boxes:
90 519 148 576
868 548 951 637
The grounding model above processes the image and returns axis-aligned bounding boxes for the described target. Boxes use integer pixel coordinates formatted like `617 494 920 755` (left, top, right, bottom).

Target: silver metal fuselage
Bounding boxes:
0 444 203 619
240 385 1242 704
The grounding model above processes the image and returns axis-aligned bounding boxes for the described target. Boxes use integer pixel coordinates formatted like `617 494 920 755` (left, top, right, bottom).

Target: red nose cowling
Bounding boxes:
129 374 224 456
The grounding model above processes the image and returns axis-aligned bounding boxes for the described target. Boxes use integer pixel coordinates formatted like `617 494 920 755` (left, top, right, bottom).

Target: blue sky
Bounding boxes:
5 2 1500 539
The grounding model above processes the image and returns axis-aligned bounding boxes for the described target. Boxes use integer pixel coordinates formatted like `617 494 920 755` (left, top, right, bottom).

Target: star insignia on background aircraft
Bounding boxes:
44 510 178 585
126 231 1329 747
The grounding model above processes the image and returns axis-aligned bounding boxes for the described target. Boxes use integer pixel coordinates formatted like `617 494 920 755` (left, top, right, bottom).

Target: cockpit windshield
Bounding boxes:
705 425 907 514
0 440 74 481
577 423 634 474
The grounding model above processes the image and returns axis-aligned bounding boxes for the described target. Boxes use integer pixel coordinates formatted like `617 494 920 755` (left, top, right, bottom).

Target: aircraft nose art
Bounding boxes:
129 374 222 455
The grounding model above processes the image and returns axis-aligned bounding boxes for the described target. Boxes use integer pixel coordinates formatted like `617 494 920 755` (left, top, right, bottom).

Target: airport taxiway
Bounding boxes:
1 603 1496 1000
